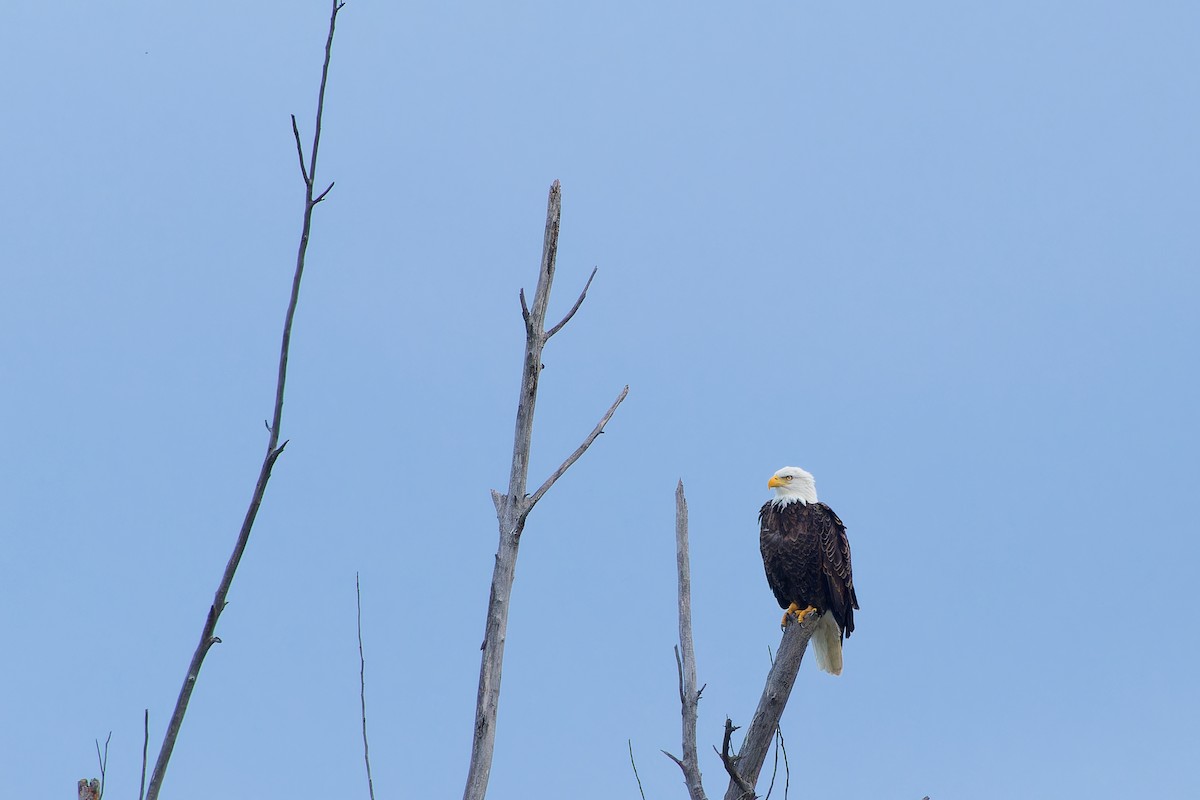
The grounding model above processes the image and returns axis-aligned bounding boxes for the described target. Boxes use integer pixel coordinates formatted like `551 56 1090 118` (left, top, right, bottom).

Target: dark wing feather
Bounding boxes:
814 503 858 638
758 502 795 609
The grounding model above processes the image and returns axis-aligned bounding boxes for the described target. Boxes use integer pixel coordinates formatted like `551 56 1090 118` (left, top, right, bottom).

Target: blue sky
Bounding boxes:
3 2 1198 798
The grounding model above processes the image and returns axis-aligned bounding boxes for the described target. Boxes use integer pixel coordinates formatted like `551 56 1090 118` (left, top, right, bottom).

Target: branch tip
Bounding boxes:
525 385 627 512
545 265 599 339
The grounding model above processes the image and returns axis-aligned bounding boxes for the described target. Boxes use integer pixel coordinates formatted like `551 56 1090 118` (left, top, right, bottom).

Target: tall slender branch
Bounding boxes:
664 481 707 800
144 4 344 798
357 574 377 800
629 740 648 800
462 181 627 800
721 615 820 800
139 710 148 800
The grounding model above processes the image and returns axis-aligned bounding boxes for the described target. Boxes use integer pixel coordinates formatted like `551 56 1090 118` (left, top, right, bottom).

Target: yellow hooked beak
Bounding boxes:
768 475 784 489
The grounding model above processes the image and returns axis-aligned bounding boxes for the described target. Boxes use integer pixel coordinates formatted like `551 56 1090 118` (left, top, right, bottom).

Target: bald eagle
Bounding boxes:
760 466 858 675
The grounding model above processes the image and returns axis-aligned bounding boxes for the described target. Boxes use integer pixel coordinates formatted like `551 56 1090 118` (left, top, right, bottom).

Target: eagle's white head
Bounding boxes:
768 466 818 507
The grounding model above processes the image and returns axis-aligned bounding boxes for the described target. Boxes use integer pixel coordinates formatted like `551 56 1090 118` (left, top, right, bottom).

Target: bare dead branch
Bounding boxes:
139 710 148 800
94 732 110 800
764 730 780 800
143 4 344 798
314 181 336 204
544 266 598 340
463 181 626 800
524 384 629 514
356 574 377 800
779 727 790 800
666 480 707 800
291 114 309 185
720 615 820 800
717 719 753 800
763 725 791 800
629 740 648 800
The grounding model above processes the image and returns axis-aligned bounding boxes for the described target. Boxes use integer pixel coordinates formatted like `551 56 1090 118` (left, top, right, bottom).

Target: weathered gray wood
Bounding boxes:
462 181 627 800
722 615 819 800
143 4 345 798
665 481 708 800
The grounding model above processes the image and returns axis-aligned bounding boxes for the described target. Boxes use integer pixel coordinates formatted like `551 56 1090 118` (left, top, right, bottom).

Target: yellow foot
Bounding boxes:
781 603 819 630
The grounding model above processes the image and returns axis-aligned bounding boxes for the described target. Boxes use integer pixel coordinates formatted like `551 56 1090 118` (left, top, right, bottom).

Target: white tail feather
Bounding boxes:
811 612 844 675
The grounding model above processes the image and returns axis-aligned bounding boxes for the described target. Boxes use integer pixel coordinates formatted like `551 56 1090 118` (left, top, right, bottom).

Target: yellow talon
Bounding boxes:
781 603 818 630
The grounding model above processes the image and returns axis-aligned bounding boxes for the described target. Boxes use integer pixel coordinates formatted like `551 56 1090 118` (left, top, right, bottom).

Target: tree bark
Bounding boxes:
462 181 627 800
664 481 707 800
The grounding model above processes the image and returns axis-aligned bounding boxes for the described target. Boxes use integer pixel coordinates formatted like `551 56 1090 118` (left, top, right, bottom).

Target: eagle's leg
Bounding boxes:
781 603 819 630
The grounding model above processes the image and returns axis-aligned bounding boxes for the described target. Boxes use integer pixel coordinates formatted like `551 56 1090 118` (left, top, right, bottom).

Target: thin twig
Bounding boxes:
94 732 110 800
778 726 790 800
290 115 309 185
139 710 148 800
628 740 648 800
544 266 598 339
524 384 629 513
144 4 344 798
764 730 779 800
357 573 377 800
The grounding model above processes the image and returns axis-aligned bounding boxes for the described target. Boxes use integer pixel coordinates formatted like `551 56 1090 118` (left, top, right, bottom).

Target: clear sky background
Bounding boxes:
3 2 1198 799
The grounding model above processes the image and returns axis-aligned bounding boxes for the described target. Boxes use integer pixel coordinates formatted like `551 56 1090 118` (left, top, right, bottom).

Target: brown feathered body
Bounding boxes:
759 500 858 641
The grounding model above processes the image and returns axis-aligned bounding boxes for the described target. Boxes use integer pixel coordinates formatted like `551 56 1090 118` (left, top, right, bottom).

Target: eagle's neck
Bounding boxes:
771 495 812 509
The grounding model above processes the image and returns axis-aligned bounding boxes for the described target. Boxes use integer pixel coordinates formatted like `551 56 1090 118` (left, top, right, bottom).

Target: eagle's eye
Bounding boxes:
784 475 793 482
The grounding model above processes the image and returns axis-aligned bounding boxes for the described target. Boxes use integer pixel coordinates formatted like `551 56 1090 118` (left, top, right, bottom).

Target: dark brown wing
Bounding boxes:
813 502 858 638
759 501 796 609
759 501 823 612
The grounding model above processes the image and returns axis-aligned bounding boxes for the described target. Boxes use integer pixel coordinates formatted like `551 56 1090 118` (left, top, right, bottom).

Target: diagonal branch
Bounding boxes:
290 115 310 186
144 3 344 798
314 181 336 204
629 740 649 800
544 266 597 340
524 384 629 515
721 614 820 800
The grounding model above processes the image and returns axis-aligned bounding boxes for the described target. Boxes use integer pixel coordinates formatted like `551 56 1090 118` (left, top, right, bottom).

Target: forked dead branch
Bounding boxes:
663 482 821 800
462 181 628 800
142 3 346 798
